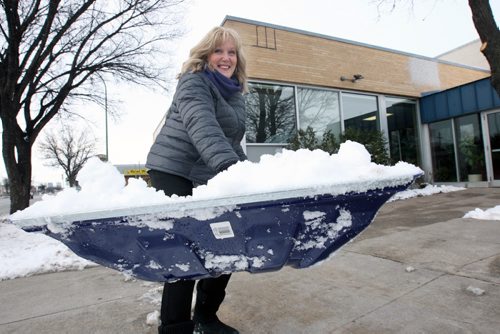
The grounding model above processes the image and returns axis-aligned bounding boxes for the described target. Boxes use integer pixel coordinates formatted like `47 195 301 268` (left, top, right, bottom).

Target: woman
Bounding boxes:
146 26 248 334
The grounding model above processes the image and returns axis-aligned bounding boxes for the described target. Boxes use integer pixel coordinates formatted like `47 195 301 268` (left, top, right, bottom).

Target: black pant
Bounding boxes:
149 170 231 331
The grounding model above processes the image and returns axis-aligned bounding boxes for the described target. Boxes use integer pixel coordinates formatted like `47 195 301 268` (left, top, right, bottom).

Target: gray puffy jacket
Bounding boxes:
146 72 247 184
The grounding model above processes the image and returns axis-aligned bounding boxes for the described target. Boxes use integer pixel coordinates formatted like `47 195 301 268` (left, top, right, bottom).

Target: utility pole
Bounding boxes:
96 73 109 161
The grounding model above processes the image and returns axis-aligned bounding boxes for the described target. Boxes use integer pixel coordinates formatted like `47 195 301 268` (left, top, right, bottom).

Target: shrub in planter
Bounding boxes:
288 127 390 165
459 135 485 179
288 127 318 151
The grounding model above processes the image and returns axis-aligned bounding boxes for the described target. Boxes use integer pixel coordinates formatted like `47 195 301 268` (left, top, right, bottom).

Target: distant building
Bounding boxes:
114 164 149 185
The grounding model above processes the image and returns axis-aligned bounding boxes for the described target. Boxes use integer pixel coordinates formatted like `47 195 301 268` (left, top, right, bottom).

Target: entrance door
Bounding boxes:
485 111 500 184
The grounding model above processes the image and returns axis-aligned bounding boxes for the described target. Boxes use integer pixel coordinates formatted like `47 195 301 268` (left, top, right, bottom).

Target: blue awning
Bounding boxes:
419 77 500 123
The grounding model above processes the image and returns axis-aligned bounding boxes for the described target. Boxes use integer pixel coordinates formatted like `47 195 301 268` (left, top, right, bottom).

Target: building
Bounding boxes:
436 39 490 71
114 164 150 185
218 16 497 186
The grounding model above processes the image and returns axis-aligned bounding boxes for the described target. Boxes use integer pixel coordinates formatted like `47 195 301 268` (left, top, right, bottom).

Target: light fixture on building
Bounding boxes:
340 74 364 83
363 113 392 122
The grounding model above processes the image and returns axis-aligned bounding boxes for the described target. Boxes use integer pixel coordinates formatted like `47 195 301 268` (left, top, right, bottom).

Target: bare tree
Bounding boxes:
372 0 500 95
0 0 184 213
38 127 96 187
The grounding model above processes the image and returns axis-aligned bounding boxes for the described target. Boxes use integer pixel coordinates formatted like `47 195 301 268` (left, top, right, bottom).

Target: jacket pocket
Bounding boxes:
188 157 214 184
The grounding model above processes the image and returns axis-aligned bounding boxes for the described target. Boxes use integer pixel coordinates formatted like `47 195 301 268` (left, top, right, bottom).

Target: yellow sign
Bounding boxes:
124 168 148 176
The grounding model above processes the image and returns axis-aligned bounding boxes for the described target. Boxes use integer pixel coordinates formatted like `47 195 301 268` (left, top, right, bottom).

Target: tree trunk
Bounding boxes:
2 123 32 214
468 0 500 96
256 90 268 142
8 156 32 215
68 173 77 187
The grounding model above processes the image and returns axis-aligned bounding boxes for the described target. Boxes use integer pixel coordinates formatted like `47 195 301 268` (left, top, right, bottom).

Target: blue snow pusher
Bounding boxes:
13 180 415 282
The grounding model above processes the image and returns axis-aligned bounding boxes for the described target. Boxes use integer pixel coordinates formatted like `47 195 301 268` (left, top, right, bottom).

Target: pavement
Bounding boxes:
1 187 500 334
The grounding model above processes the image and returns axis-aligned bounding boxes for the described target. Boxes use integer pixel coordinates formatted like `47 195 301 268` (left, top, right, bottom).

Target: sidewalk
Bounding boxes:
1 188 499 333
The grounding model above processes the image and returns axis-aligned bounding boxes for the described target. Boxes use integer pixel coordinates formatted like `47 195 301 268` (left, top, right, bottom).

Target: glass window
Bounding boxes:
429 120 457 182
245 82 296 144
342 93 378 132
455 114 485 181
297 87 341 138
386 97 420 166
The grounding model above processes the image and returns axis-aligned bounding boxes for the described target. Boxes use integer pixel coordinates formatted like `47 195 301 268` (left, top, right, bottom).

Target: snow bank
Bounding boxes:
464 205 500 220
389 184 464 202
0 223 95 280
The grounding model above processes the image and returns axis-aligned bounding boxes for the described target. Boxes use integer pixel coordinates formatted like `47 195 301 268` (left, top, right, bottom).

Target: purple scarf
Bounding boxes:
203 68 241 100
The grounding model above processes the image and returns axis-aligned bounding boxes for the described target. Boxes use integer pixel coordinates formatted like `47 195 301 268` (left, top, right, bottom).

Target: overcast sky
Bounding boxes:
1 0 499 185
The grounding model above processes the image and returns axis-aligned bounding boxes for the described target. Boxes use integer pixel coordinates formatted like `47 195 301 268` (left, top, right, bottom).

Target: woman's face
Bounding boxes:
208 39 237 79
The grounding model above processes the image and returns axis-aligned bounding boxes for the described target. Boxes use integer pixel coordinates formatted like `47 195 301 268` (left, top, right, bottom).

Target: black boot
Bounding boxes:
193 316 239 334
158 320 194 334
193 275 238 334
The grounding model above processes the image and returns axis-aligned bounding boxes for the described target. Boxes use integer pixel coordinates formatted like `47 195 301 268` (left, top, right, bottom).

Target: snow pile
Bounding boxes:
193 141 421 200
10 158 169 220
10 141 423 222
463 205 500 220
466 285 486 296
146 310 160 326
405 266 416 273
0 223 95 280
389 184 464 202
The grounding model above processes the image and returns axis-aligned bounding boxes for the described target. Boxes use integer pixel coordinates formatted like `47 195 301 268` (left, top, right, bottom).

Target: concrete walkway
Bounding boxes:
1 188 499 333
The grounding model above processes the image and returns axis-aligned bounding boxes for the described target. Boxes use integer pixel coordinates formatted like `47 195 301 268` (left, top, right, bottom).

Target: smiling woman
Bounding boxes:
145 26 248 334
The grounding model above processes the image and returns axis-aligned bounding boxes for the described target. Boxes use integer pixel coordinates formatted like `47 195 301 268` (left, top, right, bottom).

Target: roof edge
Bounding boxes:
221 15 490 73
420 76 492 98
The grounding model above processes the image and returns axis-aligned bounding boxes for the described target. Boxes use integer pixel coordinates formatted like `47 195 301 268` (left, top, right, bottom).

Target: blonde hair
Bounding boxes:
179 26 248 93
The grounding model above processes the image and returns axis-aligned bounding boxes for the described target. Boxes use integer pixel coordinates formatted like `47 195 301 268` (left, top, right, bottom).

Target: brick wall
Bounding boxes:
223 19 489 97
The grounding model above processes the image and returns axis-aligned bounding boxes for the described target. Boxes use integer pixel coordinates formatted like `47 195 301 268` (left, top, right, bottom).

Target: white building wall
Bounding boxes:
436 39 490 71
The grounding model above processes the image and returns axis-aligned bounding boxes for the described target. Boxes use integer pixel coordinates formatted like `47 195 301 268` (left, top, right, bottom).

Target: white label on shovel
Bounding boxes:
210 221 235 239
